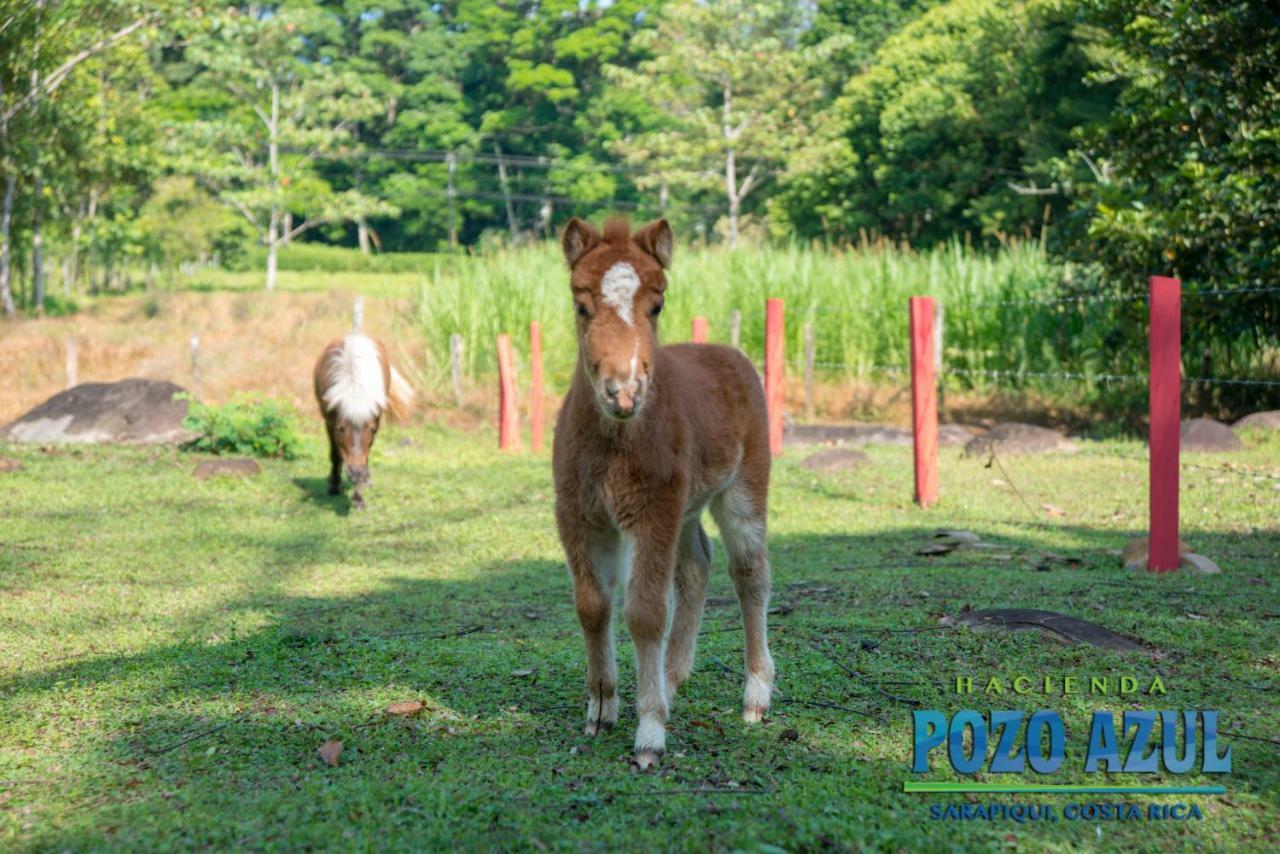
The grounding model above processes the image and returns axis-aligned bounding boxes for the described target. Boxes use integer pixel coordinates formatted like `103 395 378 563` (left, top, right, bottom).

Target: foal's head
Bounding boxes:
561 217 673 420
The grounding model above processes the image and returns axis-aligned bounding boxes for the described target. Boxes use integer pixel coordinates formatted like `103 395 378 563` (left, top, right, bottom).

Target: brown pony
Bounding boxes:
553 217 775 769
313 334 414 509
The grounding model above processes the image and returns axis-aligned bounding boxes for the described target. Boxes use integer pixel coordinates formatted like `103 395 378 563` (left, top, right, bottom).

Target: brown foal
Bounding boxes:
552 217 775 769
313 334 413 509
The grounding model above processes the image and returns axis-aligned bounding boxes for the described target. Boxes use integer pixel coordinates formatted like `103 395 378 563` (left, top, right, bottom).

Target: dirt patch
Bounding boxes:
1 379 191 444
193 457 263 479
0 456 22 472
799 448 870 472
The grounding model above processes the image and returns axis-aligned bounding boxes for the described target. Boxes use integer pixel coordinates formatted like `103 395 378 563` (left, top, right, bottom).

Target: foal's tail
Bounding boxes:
386 365 416 423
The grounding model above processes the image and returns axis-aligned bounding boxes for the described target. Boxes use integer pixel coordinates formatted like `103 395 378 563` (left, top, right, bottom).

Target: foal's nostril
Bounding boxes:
604 379 620 398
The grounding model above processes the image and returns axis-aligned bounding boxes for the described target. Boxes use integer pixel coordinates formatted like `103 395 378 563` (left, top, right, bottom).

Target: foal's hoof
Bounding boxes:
583 719 614 736
632 749 663 771
327 483 341 496
743 704 768 724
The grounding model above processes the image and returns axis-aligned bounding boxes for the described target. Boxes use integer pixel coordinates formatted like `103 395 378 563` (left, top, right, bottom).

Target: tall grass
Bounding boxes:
415 239 1069 390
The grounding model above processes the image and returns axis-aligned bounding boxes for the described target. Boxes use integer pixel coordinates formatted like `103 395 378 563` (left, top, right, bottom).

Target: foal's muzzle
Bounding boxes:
598 375 647 420
346 465 370 486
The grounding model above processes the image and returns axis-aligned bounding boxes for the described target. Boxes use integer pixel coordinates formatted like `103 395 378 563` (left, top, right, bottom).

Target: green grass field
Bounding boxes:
2 426 1277 851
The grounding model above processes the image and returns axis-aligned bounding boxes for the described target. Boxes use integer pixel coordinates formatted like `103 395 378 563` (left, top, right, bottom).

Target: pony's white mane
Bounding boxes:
323 335 387 425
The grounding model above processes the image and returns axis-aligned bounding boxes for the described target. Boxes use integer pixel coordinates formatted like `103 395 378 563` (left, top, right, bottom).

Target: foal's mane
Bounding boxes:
602 217 631 247
322 335 388 425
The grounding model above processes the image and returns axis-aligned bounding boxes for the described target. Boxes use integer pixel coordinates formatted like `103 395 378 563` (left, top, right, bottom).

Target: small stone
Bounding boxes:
1179 553 1222 575
193 458 262 480
963 422 1076 457
1180 418 1243 453
1233 410 1280 432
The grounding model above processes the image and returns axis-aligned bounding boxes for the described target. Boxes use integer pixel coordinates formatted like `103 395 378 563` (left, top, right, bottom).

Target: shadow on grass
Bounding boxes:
291 476 352 517
5 523 1278 848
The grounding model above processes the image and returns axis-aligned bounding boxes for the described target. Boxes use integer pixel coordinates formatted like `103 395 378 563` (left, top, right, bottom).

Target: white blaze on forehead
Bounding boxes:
600 261 641 326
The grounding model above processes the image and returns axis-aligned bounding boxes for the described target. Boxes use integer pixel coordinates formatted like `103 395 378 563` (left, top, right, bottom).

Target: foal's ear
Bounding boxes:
633 219 673 269
562 218 601 269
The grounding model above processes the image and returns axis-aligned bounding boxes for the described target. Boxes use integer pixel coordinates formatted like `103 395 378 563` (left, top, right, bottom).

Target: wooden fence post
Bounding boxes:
691 316 708 344
449 334 464 408
65 337 78 389
730 309 742 349
529 321 545 452
909 297 939 507
803 321 815 420
765 298 785 456
190 333 201 395
1148 276 1181 571
497 333 519 452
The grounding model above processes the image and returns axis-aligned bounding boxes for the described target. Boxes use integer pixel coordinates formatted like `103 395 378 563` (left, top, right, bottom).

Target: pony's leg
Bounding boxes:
625 521 678 769
568 529 624 735
711 479 775 723
664 519 712 705
326 431 342 495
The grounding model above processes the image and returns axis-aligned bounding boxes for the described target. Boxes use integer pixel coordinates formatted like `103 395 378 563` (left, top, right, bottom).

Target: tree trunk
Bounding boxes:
32 172 44 312
282 210 292 245
266 80 280 291
357 216 370 254
266 212 279 292
494 142 517 239
725 147 740 247
722 82 739 247
0 173 15 317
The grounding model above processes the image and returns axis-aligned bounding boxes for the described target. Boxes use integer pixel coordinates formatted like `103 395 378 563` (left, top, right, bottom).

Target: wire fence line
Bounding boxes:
789 361 1280 389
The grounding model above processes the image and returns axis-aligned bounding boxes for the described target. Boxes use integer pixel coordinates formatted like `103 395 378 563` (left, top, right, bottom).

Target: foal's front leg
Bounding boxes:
625 522 678 769
567 531 623 735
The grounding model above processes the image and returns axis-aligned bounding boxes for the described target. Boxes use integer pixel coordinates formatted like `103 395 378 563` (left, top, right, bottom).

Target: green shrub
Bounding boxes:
241 243 438 274
179 393 302 459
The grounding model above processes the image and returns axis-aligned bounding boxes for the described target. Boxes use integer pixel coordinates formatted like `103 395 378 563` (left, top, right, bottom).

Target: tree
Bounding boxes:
178 4 391 290
774 0 1115 245
1063 0 1280 411
0 0 159 315
607 0 819 245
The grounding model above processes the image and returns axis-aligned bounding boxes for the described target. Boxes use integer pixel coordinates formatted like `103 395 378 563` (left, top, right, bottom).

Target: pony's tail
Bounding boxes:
386 365 416 423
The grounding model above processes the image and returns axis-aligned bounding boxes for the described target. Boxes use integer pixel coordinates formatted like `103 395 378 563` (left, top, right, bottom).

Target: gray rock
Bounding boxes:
1232 410 1280 432
949 608 1145 654
785 424 911 446
193 458 262 480
939 423 984 447
1 379 191 445
963 422 1076 457
1180 417 1243 453
799 448 870 472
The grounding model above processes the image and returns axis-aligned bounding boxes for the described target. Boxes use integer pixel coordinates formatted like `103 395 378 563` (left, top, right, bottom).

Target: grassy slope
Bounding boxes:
1 426 1277 851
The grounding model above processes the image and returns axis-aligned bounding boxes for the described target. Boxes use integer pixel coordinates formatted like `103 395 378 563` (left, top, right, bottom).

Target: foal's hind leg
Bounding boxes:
711 480 775 723
326 429 343 495
665 519 712 705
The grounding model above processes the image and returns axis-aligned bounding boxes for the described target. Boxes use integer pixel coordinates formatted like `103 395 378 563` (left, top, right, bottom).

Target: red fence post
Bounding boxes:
765 298 785 456
1149 276 1181 571
691 316 708 344
497 333 519 452
529 321 545 453
909 296 939 507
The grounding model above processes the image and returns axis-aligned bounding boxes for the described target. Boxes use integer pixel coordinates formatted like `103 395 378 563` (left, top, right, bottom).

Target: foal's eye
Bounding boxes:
651 301 664 317
576 303 589 319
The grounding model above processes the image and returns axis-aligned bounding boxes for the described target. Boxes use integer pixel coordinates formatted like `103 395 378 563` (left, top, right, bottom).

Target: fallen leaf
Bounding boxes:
318 740 343 767
1041 503 1066 518
1185 613 1206 621
511 668 535 677
386 701 425 716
